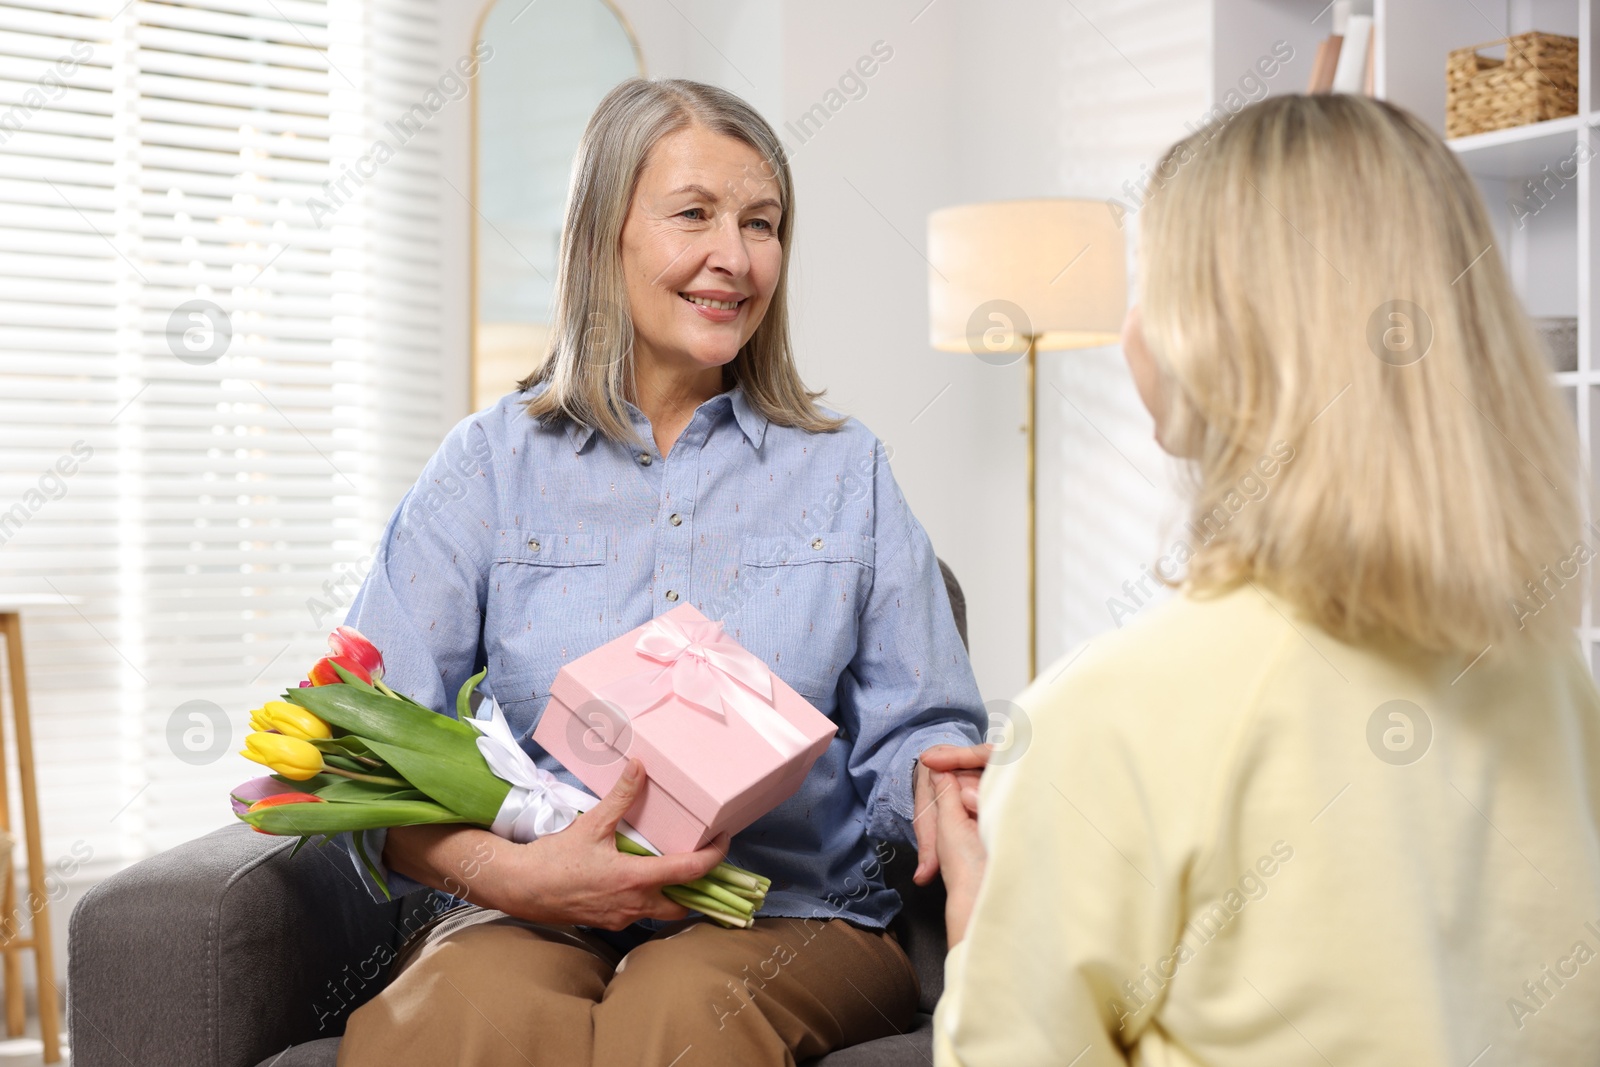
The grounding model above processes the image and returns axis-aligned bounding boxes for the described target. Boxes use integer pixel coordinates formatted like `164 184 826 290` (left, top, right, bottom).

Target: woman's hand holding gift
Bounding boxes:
910 742 990 885
482 758 733 930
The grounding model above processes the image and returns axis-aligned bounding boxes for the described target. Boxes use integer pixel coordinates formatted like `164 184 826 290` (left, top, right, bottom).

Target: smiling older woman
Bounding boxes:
329 79 989 1066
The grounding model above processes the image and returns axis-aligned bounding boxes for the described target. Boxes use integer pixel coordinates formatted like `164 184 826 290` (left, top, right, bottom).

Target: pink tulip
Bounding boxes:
229 776 303 816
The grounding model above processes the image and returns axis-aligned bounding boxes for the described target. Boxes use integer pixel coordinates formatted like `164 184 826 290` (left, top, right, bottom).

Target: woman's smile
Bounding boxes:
678 288 748 322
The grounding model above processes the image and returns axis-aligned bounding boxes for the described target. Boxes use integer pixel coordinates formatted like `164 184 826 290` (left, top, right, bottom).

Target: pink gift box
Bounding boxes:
531 603 837 853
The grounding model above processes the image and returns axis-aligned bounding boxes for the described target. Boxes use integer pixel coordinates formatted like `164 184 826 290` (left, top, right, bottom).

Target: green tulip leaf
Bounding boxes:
328 661 383 696
361 736 508 827
311 736 384 761
287 679 481 749
457 668 487 722
391 689 435 712
239 797 465 837
312 777 423 803
351 830 388 899
273 772 341 792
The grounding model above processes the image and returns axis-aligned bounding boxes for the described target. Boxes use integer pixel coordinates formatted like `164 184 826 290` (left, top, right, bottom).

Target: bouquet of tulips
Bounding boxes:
230 626 771 928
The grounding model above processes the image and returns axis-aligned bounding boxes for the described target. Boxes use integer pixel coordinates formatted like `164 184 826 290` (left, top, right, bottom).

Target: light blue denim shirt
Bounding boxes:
337 378 985 931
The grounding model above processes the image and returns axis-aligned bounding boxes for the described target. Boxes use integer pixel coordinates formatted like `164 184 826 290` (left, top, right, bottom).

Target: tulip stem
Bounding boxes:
709 864 767 892
662 886 751 929
681 877 756 916
323 766 409 787
372 679 402 700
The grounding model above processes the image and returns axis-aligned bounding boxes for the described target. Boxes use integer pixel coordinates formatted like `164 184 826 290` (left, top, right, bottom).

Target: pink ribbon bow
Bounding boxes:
594 613 810 758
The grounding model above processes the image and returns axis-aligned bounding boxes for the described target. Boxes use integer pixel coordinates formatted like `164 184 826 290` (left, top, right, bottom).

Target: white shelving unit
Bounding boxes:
1216 0 1600 674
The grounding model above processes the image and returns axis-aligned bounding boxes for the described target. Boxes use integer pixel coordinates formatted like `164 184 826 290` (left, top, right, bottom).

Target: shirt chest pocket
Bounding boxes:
721 532 876 702
487 530 609 704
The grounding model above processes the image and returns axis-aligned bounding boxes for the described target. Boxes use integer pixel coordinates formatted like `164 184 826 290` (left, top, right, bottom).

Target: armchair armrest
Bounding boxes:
68 824 439 1067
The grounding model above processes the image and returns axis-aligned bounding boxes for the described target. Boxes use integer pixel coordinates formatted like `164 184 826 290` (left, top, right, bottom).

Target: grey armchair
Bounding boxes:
68 561 970 1067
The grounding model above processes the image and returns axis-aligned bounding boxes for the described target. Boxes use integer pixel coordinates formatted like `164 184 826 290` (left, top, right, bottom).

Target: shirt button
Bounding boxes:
669 513 682 526
811 538 823 549
527 539 541 552
665 589 679 602
638 452 653 466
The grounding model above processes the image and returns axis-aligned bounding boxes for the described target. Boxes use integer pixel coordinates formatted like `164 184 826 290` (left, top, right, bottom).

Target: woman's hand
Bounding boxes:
911 742 990 885
920 742 990 813
489 758 730 930
390 758 730 931
930 768 987 947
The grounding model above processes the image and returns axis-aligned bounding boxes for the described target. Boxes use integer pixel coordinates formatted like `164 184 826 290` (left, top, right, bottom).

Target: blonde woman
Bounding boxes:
331 78 989 1065
930 94 1600 1065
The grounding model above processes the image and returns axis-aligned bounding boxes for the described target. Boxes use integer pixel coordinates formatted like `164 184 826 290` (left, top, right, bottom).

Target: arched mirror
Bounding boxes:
472 0 643 411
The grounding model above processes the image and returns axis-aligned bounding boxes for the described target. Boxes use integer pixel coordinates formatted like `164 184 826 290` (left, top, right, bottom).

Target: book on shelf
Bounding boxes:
1363 23 1375 95
1308 34 1343 92
1331 15 1373 93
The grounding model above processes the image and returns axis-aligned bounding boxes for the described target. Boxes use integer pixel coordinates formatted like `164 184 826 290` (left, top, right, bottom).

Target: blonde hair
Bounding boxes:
519 78 846 445
1140 93 1582 655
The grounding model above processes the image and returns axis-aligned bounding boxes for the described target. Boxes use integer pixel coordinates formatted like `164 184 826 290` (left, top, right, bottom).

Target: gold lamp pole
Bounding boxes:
927 200 1127 680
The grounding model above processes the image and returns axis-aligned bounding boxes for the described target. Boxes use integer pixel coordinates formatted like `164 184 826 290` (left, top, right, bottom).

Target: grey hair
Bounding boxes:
518 77 846 445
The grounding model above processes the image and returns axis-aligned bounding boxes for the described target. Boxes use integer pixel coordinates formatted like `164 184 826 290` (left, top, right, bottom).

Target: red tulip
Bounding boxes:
306 625 385 686
244 791 324 834
330 626 383 678
247 793 324 811
307 656 360 686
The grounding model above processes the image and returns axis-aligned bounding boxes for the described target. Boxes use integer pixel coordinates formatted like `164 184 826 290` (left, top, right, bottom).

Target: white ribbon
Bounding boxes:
470 696 657 853
592 613 812 759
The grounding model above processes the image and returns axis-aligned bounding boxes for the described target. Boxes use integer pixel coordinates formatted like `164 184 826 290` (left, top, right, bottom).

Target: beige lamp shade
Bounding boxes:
927 198 1127 354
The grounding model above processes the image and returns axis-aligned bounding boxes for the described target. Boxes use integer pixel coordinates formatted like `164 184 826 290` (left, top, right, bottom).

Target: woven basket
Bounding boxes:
1446 31 1578 138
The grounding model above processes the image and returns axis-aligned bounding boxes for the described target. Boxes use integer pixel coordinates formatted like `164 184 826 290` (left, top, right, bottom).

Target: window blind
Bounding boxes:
0 0 444 875
0 0 125 879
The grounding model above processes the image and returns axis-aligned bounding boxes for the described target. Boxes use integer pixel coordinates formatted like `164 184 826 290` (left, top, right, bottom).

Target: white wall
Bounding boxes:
773 4 1025 698
1042 0 1215 666
435 0 1218 705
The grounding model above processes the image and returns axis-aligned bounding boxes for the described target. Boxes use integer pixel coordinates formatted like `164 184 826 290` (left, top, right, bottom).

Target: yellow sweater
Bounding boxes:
933 583 1600 1066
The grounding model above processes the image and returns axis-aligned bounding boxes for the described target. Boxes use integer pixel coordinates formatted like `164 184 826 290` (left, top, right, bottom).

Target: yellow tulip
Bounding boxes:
250 701 332 742
240 731 324 781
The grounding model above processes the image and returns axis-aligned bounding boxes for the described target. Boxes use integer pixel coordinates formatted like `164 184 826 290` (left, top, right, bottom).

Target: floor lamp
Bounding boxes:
927 200 1127 680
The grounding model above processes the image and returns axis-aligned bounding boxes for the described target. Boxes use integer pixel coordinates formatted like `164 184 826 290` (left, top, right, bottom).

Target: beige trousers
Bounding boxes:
336 905 921 1067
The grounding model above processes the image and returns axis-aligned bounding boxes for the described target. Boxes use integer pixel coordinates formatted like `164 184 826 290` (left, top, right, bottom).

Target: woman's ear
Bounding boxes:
1121 304 1173 452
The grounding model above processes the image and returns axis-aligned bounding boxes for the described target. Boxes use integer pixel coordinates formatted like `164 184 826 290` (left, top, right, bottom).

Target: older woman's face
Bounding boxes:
619 124 783 379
